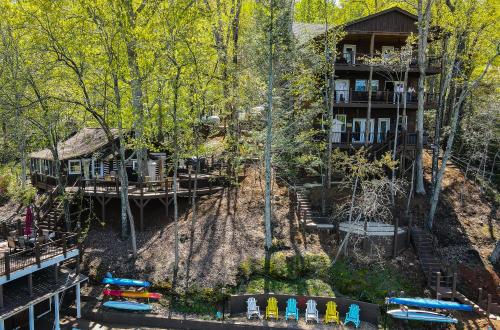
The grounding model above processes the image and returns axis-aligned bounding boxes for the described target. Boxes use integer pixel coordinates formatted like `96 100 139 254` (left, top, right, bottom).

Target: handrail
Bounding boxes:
0 232 79 277
333 90 437 105
336 52 441 68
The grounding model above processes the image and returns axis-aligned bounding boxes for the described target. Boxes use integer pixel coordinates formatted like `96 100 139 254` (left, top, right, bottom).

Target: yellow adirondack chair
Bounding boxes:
265 297 279 320
324 301 340 324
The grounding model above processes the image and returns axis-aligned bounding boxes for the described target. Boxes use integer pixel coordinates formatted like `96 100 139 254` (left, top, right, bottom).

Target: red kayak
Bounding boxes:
103 289 162 299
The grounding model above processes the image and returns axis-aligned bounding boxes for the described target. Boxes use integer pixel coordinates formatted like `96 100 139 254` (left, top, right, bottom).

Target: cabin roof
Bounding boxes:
292 22 325 45
30 128 120 160
293 7 418 44
344 7 417 34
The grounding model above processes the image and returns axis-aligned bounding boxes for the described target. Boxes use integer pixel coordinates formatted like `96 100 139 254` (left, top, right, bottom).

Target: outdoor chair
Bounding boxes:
324 301 340 324
265 297 279 320
344 304 361 328
305 299 319 323
246 297 261 319
285 298 299 321
7 237 17 253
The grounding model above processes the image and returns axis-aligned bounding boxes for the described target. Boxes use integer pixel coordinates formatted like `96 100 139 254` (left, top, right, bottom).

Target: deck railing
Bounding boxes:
331 131 419 146
0 232 79 278
333 90 437 105
336 52 441 68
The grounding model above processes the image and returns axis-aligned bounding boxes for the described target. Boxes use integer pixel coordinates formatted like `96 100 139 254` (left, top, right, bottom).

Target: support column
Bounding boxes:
0 285 3 309
28 274 33 297
76 282 81 318
0 318 4 330
54 293 60 330
29 304 35 330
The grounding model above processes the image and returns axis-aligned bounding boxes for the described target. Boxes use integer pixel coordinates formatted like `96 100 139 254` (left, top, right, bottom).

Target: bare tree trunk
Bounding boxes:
171 66 182 293
391 92 401 204
415 0 433 195
264 0 275 252
364 33 375 147
427 54 498 229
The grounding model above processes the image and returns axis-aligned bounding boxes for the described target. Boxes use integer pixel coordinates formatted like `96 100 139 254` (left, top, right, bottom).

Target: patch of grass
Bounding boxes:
242 277 334 296
237 254 415 305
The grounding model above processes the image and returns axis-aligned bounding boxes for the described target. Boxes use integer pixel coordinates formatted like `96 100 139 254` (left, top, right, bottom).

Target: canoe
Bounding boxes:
387 309 458 323
102 277 151 288
103 301 152 312
103 289 162 299
387 297 473 311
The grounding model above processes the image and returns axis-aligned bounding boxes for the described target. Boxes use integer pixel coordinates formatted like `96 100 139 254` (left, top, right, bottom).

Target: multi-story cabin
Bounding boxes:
0 224 85 330
294 7 440 156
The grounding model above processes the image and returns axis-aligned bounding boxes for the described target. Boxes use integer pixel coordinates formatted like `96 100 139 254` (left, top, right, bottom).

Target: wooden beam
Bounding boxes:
28 273 33 296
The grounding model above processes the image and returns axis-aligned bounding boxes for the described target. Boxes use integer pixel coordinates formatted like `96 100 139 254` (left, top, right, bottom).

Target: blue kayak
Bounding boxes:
102 277 151 288
387 297 473 311
103 301 152 312
387 309 457 323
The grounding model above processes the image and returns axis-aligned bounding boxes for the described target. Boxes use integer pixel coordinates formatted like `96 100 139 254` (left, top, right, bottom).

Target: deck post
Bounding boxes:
17 220 22 236
392 216 399 258
35 244 41 267
62 233 67 257
29 304 35 330
54 263 59 282
436 272 441 299
451 272 457 300
165 178 169 217
0 285 3 308
478 287 483 304
54 292 60 330
140 199 144 232
406 213 413 245
28 273 33 296
0 319 4 330
76 282 81 318
487 294 492 315
4 253 10 280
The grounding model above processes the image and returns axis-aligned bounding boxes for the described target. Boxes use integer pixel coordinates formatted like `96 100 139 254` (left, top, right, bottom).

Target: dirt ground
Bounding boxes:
418 151 500 302
82 166 329 288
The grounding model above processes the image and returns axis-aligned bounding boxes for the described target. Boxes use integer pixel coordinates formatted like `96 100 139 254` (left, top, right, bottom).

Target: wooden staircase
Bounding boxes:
411 227 500 320
295 189 334 231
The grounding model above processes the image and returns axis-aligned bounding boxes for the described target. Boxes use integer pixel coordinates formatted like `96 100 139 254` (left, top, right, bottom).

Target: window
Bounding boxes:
132 160 138 171
355 80 367 91
68 160 81 175
370 80 379 92
381 46 395 59
335 114 347 132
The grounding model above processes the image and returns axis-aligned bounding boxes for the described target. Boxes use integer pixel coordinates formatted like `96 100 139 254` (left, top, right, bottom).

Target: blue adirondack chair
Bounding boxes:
285 298 299 321
344 304 361 328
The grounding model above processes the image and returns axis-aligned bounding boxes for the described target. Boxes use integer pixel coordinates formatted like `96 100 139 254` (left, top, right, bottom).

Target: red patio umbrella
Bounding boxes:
24 205 33 236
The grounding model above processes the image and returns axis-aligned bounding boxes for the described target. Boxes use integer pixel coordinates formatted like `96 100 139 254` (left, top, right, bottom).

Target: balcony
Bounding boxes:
0 232 80 284
331 131 420 148
333 90 437 108
335 52 441 73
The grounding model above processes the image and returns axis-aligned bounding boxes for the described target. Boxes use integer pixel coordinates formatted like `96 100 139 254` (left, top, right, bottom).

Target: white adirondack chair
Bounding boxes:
247 297 262 319
305 299 319 323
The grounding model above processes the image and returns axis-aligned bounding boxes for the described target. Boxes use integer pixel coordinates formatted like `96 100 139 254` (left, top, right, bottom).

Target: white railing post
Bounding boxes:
54 292 60 330
76 282 81 318
29 304 35 330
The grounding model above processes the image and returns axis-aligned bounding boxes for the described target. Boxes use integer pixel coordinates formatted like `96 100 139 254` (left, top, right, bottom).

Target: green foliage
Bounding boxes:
0 164 35 206
328 260 416 304
237 253 414 304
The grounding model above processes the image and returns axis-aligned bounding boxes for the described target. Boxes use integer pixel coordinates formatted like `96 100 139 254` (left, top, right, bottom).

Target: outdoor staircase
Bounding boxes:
411 227 500 320
295 189 334 231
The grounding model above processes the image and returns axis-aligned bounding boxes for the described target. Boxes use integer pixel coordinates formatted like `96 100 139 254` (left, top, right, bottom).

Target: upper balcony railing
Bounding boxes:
333 90 437 105
336 52 441 69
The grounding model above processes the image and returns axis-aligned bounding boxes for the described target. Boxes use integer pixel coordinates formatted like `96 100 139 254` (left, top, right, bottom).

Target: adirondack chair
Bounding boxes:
304 299 319 323
285 298 299 321
246 297 261 319
324 301 340 324
344 304 361 328
265 297 279 320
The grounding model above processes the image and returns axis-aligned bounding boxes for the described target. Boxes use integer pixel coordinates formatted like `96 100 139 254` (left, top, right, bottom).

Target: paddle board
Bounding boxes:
387 309 458 323
102 277 151 288
387 297 473 311
104 289 162 299
103 300 152 312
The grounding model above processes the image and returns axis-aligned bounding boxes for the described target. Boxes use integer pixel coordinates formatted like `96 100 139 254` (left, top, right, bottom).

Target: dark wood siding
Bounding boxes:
346 11 417 34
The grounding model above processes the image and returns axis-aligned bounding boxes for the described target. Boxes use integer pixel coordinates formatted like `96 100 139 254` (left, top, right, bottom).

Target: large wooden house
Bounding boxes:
294 7 440 153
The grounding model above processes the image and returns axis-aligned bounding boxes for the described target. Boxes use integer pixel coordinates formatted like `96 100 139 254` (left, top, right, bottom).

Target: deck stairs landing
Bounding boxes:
411 227 500 320
294 190 334 231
